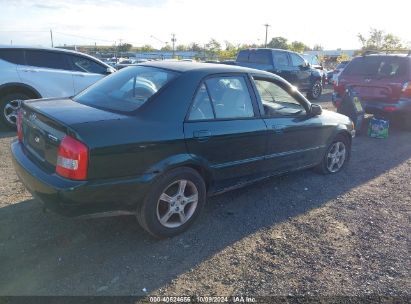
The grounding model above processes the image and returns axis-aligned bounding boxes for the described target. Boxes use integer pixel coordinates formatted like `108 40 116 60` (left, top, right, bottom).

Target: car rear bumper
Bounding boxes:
11 140 152 217
332 93 411 115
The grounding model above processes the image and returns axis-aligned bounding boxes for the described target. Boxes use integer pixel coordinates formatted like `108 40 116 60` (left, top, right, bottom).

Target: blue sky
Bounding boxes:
0 0 410 50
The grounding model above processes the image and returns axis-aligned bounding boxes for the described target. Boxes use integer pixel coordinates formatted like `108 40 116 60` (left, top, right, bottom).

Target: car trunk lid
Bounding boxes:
20 98 126 171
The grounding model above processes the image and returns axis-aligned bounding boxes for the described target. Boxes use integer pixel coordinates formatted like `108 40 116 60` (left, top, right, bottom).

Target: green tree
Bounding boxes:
313 44 324 51
358 28 404 52
160 44 172 51
267 37 288 49
176 44 188 51
118 43 132 52
288 41 307 53
188 42 202 52
205 38 221 59
336 52 350 63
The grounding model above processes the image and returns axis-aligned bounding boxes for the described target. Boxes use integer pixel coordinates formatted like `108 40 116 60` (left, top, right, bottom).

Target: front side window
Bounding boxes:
25 50 68 70
74 66 179 112
253 78 305 116
205 76 254 119
69 55 107 74
290 53 305 67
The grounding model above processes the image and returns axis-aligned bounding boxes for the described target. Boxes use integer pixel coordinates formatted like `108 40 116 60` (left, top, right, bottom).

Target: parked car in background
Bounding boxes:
331 60 350 84
0 46 115 128
333 53 411 129
12 62 354 238
235 49 323 100
302 54 328 85
115 58 148 70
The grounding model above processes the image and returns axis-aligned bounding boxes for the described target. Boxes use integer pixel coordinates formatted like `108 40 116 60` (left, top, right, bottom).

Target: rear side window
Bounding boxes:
236 50 249 63
273 51 290 67
25 50 68 70
0 49 25 65
344 57 408 77
68 55 107 74
249 50 271 64
74 66 179 112
205 76 254 119
188 84 214 120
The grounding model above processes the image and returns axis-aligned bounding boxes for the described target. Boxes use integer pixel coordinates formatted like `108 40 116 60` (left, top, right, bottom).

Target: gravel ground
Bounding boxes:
0 87 410 299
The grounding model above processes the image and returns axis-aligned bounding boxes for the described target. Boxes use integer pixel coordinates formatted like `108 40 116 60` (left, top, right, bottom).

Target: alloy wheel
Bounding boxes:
156 179 199 228
3 100 21 126
326 141 346 173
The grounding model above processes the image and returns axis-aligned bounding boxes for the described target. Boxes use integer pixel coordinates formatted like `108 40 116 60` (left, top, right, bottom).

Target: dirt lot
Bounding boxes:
0 87 410 299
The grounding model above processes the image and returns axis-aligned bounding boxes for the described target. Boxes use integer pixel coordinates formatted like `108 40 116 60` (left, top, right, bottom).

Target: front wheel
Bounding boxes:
307 80 322 100
137 167 206 238
315 135 350 174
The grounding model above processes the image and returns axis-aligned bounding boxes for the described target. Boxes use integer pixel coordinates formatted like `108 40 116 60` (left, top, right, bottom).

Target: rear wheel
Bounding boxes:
137 167 206 238
0 92 31 129
307 80 322 100
315 134 350 174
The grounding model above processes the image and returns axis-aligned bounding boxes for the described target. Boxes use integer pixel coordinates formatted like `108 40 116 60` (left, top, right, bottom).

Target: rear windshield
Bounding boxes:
74 66 179 112
344 56 407 77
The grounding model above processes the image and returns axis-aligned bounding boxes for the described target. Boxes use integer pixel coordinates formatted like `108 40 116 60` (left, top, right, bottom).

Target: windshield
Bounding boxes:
74 66 179 112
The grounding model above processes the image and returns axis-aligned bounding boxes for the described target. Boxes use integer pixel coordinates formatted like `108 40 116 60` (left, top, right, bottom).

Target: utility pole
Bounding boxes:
171 33 176 59
50 29 54 47
10 40 12 45
263 24 270 48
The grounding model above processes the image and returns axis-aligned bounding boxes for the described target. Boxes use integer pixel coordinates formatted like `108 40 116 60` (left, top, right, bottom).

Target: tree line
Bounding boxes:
93 28 407 60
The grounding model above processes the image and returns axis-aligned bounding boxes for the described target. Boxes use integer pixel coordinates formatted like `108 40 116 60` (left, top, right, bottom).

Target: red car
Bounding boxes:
332 52 411 129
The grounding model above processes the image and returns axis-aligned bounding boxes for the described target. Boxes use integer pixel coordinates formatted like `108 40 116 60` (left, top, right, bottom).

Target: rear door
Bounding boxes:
340 56 408 102
184 74 267 189
17 49 75 98
65 54 107 94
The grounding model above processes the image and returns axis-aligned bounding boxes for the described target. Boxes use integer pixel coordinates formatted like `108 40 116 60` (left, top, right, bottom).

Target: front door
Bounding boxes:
184 75 267 190
252 76 332 173
289 53 311 91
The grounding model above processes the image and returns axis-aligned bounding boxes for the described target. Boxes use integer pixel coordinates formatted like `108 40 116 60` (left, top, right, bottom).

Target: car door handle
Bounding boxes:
271 125 286 134
193 130 212 141
22 68 39 73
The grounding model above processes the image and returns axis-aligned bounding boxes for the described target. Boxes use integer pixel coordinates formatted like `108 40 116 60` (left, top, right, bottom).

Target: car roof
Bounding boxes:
140 61 276 77
0 44 110 65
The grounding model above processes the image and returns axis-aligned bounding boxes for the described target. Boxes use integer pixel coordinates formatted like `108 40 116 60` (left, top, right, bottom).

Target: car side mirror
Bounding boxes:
299 61 310 70
310 104 322 116
106 67 116 75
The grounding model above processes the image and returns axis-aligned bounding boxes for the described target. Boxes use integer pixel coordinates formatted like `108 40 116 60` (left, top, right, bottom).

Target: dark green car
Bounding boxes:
11 62 354 238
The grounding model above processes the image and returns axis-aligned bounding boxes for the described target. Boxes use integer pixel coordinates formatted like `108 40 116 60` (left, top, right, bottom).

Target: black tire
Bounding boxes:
136 167 206 238
0 92 30 129
307 80 322 100
315 134 350 174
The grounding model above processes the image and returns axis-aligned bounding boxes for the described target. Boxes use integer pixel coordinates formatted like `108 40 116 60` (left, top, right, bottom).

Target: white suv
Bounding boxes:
0 46 115 128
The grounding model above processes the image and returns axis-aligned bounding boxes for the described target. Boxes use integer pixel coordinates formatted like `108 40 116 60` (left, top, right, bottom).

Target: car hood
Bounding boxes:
24 98 128 126
321 109 352 125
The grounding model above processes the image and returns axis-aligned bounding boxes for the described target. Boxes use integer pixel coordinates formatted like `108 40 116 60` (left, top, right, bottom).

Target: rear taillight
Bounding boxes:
56 135 88 180
401 81 411 98
383 106 397 112
17 109 23 142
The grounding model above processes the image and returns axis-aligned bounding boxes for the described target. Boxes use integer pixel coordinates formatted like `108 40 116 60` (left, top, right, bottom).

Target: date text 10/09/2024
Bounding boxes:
149 296 257 303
